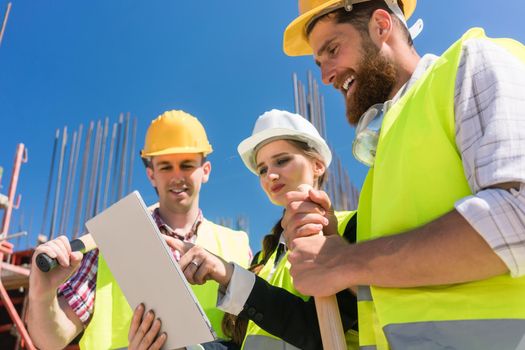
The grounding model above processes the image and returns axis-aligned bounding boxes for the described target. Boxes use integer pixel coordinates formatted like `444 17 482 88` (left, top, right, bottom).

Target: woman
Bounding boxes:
130 109 358 350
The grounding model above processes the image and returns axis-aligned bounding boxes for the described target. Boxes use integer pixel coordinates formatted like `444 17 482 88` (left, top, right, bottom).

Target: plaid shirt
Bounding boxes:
394 37 525 277
58 208 204 324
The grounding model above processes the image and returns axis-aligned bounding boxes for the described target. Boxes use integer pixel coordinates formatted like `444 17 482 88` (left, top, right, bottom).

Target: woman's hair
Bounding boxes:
221 139 328 344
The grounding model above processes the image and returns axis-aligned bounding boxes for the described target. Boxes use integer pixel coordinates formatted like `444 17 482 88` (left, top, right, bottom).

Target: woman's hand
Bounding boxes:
128 304 167 350
164 237 234 287
281 186 338 248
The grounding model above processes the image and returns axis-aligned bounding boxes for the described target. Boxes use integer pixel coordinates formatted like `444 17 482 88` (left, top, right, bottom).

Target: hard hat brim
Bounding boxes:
283 0 416 57
238 127 332 175
284 0 341 57
141 146 213 158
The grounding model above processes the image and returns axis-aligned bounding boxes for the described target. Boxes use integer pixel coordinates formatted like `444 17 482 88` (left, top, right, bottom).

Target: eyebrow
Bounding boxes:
256 152 289 170
314 37 337 67
155 161 172 166
155 159 199 167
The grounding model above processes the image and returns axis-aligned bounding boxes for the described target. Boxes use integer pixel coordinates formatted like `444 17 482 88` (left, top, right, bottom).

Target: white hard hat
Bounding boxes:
238 109 332 175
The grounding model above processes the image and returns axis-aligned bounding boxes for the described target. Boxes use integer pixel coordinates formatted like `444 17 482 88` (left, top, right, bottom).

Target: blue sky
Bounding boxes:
1 1 523 251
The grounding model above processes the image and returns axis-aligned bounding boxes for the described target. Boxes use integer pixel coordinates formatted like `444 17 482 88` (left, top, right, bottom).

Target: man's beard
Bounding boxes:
345 38 397 125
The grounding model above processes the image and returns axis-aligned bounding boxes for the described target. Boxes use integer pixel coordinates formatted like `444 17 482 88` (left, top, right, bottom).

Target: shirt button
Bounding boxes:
253 313 263 323
247 307 256 317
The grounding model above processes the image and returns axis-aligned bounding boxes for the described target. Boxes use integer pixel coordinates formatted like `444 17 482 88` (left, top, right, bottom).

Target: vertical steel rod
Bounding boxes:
103 122 118 209
84 121 102 220
39 129 59 239
61 124 83 238
320 96 328 142
307 71 314 124
72 121 94 239
117 113 130 200
0 2 12 47
312 78 319 130
111 114 124 203
49 127 67 240
58 130 77 236
94 117 109 215
299 82 307 118
293 73 300 114
126 116 137 194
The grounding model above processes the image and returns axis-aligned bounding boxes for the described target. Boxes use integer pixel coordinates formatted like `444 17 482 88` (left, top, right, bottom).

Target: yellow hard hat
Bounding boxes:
283 0 416 56
141 110 213 158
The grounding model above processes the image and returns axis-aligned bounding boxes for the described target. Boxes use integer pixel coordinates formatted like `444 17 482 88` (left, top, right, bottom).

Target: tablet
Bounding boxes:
86 191 216 349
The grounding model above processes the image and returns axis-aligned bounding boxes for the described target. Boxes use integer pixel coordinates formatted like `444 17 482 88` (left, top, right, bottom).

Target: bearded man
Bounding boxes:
281 1 525 349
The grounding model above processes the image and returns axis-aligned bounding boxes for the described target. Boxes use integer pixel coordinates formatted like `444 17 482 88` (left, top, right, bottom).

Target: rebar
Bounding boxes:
111 114 124 203
61 124 83 237
103 122 117 210
0 2 12 47
72 121 94 239
39 129 59 239
94 117 109 215
49 127 67 240
59 129 76 236
84 121 102 220
126 117 137 194
117 113 130 200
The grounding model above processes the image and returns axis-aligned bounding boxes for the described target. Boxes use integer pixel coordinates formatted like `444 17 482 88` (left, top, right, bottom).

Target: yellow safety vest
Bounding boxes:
80 218 250 350
357 28 525 350
242 211 359 350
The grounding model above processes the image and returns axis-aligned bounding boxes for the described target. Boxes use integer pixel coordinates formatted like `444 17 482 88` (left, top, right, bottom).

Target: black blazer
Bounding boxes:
203 214 358 350
239 214 358 350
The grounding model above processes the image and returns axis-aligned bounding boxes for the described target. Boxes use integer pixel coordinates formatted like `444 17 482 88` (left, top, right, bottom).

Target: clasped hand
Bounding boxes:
282 187 351 297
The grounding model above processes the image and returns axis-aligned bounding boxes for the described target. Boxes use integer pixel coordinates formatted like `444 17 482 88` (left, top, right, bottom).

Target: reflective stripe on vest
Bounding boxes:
242 211 359 350
357 28 525 350
385 320 525 350
243 335 301 350
80 219 250 350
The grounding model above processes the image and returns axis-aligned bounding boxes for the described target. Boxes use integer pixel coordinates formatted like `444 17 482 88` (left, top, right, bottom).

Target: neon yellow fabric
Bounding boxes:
79 254 130 350
242 211 359 349
192 219 250 339
80 218 250 350
357 28 525 349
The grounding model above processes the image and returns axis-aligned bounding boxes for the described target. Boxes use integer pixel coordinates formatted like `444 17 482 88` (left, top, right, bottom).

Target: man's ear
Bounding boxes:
201 161 211 184
146 166 156 187
368 8 393 46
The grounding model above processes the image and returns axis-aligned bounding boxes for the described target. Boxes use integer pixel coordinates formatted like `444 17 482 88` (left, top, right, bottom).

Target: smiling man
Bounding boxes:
280 0 525 349
27 110 251 350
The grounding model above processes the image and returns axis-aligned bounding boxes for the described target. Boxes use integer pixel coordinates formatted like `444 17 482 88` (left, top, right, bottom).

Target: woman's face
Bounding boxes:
255 139 325 207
